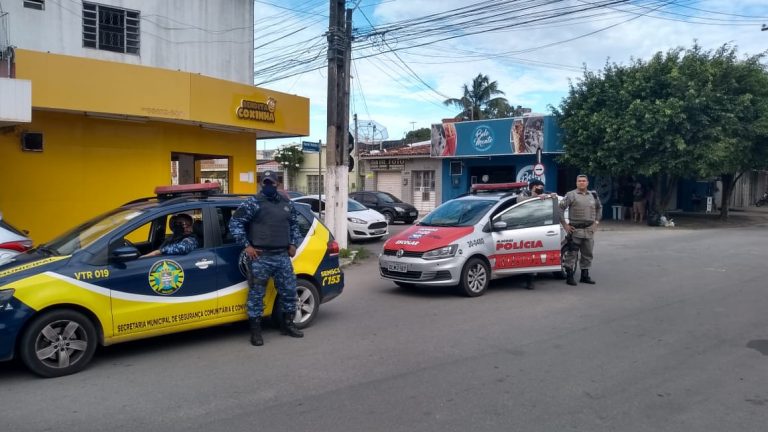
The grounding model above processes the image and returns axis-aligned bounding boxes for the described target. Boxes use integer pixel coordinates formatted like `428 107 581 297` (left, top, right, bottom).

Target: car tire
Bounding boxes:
458 257 490 297
273 278 320 330
553 244 568 279
19 309 98 378
382 211 395 225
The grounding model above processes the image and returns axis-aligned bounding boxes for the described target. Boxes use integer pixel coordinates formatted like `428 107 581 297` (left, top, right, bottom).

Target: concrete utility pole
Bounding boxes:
325 0 351 248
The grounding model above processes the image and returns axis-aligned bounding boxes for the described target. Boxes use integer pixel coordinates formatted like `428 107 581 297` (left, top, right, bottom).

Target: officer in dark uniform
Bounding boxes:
228 170 303 346
143 214 198 257
559 175 602 286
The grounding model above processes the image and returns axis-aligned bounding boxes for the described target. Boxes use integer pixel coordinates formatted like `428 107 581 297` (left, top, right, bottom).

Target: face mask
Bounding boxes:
262 183 278 197
534 187 544 194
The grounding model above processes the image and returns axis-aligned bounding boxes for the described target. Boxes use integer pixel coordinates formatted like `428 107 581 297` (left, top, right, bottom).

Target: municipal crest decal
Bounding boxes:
148 259 185 295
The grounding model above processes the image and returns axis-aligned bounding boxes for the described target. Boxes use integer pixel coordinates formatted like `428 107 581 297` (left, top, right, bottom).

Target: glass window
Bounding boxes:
215 207 238 245
43 208 145 256
83 2 140 55
307 175 324 195
420 199 495 227
119 209 203 257
348 199 367 212
494 199 553 230
413 171 435 191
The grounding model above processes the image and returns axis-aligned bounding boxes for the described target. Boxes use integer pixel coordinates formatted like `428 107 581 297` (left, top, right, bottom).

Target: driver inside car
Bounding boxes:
142 213 198 257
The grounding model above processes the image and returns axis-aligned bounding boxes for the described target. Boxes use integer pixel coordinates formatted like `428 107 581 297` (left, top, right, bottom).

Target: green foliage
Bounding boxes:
352 247 370 261
444 74 511 120
273 145 304 184
552 44 768 216
406 127 431 142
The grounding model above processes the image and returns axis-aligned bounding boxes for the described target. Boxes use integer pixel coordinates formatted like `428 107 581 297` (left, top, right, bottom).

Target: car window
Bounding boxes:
420 199 495 227
44 208 145 256
118 208 204 257
295 210 312 239
376 192 400 203
494 198 553 230
214 206 238 245
348 199 367 212
359 193 376 205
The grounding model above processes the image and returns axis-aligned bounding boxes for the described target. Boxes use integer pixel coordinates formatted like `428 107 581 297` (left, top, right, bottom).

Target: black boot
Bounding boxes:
580 269 596 284
249 318 263 346
525 274 535 290
565 269 577 286
280 313 304 338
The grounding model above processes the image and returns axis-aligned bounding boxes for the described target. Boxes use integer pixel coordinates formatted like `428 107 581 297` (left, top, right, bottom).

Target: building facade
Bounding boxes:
0 1 309 242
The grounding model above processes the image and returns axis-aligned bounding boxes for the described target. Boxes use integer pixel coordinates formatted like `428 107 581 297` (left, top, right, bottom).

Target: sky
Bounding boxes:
253 0 768 149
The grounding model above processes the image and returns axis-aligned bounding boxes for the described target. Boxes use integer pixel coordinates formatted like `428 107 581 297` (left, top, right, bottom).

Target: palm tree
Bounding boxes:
443 74 510 121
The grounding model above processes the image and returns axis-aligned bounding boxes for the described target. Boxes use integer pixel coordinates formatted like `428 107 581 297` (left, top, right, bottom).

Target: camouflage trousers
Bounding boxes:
562 235 594 271
246 253 298 319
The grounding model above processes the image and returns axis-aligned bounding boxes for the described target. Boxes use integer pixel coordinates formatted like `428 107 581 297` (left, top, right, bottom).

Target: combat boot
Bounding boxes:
249 318 263 346
580 269 596 284
565 269 577 286
280 313 304 338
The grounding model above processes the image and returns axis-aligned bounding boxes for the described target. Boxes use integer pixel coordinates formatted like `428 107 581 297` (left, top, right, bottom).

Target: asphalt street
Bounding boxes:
2 221 768 432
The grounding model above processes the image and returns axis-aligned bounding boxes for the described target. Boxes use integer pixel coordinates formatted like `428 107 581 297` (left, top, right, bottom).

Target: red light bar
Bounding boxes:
470 182 527 191
154 182 221 196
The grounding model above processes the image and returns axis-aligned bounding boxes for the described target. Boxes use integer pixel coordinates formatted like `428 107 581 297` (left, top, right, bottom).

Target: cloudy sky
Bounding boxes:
254 0 768 148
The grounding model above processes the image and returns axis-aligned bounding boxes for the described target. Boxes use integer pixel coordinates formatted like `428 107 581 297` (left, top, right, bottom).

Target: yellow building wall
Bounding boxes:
0 111 257 243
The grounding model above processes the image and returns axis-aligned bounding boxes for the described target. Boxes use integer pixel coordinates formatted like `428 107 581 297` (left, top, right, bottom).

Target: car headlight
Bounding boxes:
347 217 367 224
394 206 405 213
422 244 458 260
0 289 15 307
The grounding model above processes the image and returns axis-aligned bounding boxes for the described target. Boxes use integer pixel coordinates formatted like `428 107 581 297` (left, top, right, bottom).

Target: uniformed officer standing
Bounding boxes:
229 170 303 346
559 175 602 286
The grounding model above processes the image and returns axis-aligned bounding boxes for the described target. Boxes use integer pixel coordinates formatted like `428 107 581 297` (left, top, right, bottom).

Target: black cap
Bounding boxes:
529 179 544 188
261 170 278 184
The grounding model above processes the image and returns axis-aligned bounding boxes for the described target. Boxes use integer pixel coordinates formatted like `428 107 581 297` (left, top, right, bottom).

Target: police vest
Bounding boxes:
248 196 292 249
566 189 600 222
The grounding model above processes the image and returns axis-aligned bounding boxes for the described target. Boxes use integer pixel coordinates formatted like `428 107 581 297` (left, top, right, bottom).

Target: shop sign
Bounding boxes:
236 97 276 123
369 159 406 170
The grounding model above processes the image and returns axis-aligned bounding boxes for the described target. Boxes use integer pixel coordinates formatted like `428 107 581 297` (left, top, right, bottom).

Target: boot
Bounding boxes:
565 269 577 286
280 313 304 338
524 274 535 290
580 269 596 284
249 318 263 346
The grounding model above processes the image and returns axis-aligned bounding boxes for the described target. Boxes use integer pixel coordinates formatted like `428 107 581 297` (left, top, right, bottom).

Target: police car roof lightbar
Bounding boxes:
154 182 222 199
470 182 527 192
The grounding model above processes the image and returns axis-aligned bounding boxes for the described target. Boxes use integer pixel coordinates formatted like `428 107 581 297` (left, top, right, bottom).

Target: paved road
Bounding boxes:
2 222 767 432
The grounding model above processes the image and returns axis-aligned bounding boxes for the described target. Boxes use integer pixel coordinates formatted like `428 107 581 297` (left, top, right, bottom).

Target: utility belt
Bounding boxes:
255 247 288 256
570 222 593 229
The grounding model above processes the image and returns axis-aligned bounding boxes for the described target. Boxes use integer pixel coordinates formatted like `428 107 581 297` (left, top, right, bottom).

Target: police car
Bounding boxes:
0 183 344 377
379 182 567 297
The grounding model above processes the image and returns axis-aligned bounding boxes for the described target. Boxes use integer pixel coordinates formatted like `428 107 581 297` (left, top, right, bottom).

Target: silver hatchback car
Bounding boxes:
0 212 33 266
379 184 566 297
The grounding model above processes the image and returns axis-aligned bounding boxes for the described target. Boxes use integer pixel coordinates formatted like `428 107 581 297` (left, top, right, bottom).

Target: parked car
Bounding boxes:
282 190 304 199
378 182 567 297
349 191 419 224
292 195 389 241
0 184 344 377
0 212 33 267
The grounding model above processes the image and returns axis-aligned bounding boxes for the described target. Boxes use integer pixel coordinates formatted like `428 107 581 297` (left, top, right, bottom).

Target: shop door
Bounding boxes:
412 170 436 214
376 171 402 199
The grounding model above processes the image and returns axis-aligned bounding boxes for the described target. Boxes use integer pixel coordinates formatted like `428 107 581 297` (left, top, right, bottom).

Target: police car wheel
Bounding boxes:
552 245 568 279
19 309 98 378
459 257 490 297
273 279 319 330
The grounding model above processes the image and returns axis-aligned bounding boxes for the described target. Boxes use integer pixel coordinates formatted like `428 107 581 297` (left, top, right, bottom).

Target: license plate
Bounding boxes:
372 230 386 235
409 211 417 216
387 262 408 273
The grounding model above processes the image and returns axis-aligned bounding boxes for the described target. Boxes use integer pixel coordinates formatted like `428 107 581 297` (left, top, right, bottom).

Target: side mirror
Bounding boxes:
112 245 140 262
492 221 508 231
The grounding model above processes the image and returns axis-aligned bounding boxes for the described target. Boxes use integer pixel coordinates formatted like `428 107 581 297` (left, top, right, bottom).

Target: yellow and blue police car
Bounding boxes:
0 184 344 377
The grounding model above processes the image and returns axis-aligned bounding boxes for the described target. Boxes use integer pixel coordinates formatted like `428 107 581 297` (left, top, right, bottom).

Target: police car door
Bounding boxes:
103 208 219 337
489 196 561 275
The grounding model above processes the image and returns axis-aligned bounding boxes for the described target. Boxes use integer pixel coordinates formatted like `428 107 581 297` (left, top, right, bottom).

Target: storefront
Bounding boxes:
0 49 309 242
431 116 565 202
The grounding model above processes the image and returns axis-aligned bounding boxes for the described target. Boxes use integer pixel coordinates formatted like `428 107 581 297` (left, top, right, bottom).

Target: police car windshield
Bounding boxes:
419 199 496 227
42 208 145 255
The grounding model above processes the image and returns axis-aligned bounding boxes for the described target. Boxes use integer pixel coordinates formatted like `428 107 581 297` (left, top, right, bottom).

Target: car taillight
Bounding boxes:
327 240 340 256
0 240 33 252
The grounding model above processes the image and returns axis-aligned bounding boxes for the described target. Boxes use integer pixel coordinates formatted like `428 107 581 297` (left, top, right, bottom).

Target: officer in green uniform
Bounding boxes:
559 175 602 286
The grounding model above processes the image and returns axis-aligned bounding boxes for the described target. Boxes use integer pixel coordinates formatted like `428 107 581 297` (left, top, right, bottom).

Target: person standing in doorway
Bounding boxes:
632 182 645 223
560 175 602 286
229 170 304 347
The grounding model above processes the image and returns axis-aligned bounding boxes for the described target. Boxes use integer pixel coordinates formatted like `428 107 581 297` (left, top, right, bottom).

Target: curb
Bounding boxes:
339 250 358 268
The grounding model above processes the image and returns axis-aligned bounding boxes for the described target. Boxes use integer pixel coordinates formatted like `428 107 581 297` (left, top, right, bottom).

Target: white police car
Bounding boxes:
379 183 567 297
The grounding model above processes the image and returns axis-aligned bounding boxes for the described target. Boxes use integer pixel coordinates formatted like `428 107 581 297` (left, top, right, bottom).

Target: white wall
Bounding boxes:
2 0 254 84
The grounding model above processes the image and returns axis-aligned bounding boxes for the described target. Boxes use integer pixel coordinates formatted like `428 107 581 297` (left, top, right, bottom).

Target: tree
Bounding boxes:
405 127 431 142
553 44 768 220
273 145 304 187
444 74 510 120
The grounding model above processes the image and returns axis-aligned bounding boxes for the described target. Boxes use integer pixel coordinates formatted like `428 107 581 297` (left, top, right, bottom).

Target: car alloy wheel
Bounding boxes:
19 309 98 378
459 257 490 297
383 211 394 224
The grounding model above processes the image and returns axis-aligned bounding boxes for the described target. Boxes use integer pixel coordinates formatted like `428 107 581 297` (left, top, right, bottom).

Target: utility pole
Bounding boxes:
354 113 362 191
325 0 351 249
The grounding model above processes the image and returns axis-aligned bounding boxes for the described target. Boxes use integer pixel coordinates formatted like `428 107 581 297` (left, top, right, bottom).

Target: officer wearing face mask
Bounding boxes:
228 170 303 347
143 214 198 257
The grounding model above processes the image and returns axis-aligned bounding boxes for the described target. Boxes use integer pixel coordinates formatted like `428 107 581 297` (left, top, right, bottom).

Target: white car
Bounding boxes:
379 183 568 297
292 196 389 241
0 212 33 267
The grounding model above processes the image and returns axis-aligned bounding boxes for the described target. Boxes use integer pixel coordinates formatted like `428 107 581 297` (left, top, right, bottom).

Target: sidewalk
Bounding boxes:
599 206 768 231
